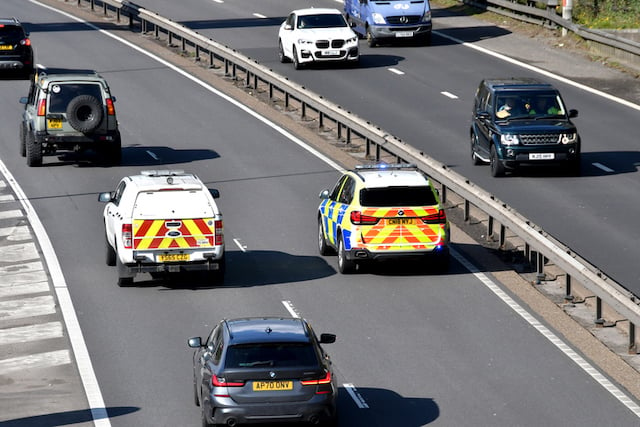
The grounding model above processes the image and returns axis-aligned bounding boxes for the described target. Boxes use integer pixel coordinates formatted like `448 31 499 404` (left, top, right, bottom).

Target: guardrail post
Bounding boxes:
319 112 324 130
301 102 307 120
441 185 447 204
464 199 470 221
536 252 545 283
595 297 604 326
487 216 494 240
346 128 352 145
564 273 573 303
499 224 506 248
629 323 638 354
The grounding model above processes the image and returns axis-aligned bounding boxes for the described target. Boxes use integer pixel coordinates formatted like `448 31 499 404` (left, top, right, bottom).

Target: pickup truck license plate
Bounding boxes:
253 381 293 391
158 253 190 262
529 153 554 160
47 118 63 129
395 31 414 38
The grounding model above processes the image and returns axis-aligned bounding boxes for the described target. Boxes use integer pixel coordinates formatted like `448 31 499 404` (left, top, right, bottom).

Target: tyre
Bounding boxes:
293 46 303 70
25 131 42 167
337 235 356 274
116 255 134 287
490 145 505 177
66 95 104 133
106 135 122 166
568 157 581 177
470 132 482 166
318 218 333 256
19 122 26 157
366 27 377 47
211 255 226 284
418 33 432 46
105 235 116 266
278 40 289 63
193 377 200 406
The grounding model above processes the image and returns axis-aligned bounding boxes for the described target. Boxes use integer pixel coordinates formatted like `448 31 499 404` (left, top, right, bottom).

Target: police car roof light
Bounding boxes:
355 163 417 170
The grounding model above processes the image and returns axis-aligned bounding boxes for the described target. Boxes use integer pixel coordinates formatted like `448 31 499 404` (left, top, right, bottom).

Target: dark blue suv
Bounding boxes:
188 317 337 426
470 78 581 177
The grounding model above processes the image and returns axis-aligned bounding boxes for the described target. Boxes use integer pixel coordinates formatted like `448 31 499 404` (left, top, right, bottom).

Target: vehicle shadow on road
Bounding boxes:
0 406 138 427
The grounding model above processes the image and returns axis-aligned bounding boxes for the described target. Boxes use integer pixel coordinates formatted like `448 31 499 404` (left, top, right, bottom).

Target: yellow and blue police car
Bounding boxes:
318 164 450 273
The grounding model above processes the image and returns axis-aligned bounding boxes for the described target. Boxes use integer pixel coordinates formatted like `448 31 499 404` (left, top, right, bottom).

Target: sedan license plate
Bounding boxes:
529 153 554 160
323 50 339 56
388 218 414 225
157 253 190 262
47 118 63 129
395 31 414 38
253 381 293 391
0 45 13 51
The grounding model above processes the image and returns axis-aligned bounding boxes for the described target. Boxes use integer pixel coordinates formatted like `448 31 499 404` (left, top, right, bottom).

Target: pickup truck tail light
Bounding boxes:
122 224 132 249
214 220 223 245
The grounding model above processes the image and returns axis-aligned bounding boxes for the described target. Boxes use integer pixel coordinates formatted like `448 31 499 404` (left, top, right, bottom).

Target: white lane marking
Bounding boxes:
0 225 30 238
0 322 63 346
146 150 160 160
212 0 224 3
0 209 22 220
441 91 458 99
344 383 370 408
0 194 15 202
0 281 49 298
452 248 640 418
0 261 47 280
593 162 614 173
0 180 5 189
0 295 56 321
282 300 300 318
0 350 70 375
1 242 39 263
253 13 267 19
233 238 247 252
388 68 405 75
434 31 640 112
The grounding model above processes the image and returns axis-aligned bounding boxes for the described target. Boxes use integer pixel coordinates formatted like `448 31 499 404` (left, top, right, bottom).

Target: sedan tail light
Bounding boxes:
212 374 244 387
350 211 379 225
300 371 331 386
122 224 132 249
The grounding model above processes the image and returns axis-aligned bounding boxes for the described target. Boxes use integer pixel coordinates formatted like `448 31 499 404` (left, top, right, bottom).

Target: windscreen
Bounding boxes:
298 14 347 29
225 343 319 369
133 190 213 219
360 186 437 207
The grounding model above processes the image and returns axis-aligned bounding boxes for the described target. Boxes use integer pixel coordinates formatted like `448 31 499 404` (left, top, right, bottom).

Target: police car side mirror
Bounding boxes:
319 189 330 199
209 189 220 199
98 192 113 203
568 109 578 118
19 97 28 105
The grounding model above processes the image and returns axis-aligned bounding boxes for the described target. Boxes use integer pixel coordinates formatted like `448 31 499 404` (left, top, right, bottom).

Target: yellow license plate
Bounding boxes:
388 218 414 225
47 119 63 129
0 45 13 51
252 381 293 391
157 253 190 262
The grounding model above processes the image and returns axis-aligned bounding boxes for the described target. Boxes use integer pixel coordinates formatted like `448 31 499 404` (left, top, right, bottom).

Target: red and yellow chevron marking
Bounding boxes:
133 218 214 250
357 207 443 250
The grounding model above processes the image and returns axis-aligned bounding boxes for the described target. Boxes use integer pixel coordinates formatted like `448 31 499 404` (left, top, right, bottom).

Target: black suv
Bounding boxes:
470 78 581 177
188 317 338 426
0 17 34 79
19 67 121 166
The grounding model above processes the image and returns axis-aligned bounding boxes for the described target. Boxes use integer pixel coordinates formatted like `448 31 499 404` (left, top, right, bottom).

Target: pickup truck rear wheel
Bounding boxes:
25 131 42 167
116 255 134 287
105 235 116 266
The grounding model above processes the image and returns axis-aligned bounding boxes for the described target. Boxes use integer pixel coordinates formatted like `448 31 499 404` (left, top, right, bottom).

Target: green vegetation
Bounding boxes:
573 0 640 29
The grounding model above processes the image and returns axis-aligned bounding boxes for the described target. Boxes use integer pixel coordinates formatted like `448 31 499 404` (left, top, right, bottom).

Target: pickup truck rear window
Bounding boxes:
133 190 214 218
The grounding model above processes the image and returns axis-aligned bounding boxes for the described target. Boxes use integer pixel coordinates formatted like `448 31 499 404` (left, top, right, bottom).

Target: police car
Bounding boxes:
98 170 224 286
318 164 450 273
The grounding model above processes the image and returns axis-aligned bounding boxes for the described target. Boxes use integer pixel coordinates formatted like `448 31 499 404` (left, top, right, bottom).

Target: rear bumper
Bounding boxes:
345 245 449 261
34 130 120 150
122 259 223 274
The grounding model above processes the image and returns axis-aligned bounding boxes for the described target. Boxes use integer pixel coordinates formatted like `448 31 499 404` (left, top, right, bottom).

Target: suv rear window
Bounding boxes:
48 83 103 113
0 26 24 39
225 343 319 368
360 186 437 207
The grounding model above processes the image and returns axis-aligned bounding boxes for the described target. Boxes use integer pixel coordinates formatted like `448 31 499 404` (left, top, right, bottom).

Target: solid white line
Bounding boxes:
451 248 640 418
441 91 459 99
0 350 70 375
388 68 405 75
0 322 63 346
434 30 640 112
253 13 267 19
593 162 614 173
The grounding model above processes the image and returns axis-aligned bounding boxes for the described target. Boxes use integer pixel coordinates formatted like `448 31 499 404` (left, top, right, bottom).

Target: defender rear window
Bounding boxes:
48 83 103 113
225 343 319 368
360 186 437 207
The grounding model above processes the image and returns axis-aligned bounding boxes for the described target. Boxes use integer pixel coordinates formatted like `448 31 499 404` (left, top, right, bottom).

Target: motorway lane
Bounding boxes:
1 1 640 426
123 0 640 296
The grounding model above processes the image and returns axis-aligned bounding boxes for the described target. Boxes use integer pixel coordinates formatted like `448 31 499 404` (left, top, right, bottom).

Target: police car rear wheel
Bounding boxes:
338 236 356 274
318 219 332 256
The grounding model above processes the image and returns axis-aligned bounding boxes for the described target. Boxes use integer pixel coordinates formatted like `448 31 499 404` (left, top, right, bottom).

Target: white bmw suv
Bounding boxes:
278 8 359 70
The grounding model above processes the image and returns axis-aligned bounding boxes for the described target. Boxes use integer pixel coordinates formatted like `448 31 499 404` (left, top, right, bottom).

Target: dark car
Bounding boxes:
470 78 581 177
188 317 338 426
0 17 34 79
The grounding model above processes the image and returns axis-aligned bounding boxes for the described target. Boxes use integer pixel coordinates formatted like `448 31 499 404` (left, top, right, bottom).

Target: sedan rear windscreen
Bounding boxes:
225 343 319 368
360 186 437 207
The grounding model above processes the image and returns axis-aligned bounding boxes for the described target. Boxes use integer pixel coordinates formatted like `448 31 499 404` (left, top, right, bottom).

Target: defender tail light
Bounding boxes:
421 209 447 224
214 220 224 245
106 98 115 116
20 38 31 46
122 224 132 249
37 99 46 116
350 211 379 225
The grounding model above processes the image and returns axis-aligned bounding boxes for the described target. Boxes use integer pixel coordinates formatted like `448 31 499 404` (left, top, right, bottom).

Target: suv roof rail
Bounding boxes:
35 65 99 77
140 169 186 177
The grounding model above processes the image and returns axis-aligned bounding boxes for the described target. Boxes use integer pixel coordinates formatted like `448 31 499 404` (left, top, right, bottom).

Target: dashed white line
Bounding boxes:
233 238 248 252
146 150 160 160
212 0 224 3
253 13 267 19
344 383 370 408
0 194 15 202
282 300 300 318
593 162 614 173
441 91 459 99
388 68 405 75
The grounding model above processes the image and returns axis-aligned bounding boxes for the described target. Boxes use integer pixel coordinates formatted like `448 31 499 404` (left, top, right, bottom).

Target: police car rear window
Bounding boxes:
360 186 437 207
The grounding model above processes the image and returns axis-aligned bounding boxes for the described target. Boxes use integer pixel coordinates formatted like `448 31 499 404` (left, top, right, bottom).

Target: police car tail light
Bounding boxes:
106 98 115 116
350 211 379 225
421 209 447 224
37 99 46 116
214 220 223 245
122 224 132 249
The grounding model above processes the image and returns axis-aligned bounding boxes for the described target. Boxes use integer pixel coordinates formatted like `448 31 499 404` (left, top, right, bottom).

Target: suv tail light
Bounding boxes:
421 209 447 224
214 220 223 245
350 211 379 225
20 38 31 46
122 224 132 249
37 99 46 116
106 98 115 116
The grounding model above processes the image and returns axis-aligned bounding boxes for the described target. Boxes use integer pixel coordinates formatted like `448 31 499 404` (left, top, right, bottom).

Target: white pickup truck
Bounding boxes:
98 170 225 286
